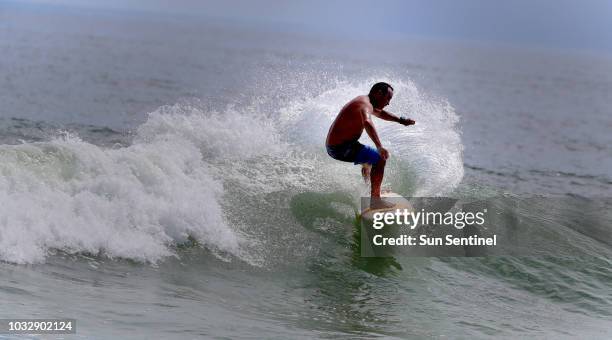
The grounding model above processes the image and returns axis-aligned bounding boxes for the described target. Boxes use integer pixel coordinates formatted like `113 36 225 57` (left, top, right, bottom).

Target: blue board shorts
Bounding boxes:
326 140 381 165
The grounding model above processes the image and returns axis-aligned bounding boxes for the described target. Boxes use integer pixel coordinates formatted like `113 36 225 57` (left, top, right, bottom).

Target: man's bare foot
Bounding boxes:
370 197 396 210
361 164 371 183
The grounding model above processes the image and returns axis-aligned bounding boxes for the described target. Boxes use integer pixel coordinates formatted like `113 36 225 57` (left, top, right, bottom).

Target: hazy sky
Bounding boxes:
13 0 612 53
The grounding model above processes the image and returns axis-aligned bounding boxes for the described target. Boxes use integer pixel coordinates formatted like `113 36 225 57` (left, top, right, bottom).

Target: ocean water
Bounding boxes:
1 2 611 339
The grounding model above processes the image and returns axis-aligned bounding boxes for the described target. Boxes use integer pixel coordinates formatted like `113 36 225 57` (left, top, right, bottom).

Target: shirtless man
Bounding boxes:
325 82 415 207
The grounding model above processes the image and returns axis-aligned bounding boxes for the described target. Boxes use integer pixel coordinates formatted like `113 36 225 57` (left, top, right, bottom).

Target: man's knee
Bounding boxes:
374 157 386 167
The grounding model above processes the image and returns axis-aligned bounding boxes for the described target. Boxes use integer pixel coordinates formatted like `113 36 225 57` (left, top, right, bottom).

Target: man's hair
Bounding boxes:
369 82 393 95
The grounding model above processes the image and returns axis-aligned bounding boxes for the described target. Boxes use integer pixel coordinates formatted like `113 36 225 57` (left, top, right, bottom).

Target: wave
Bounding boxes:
0 78 464 264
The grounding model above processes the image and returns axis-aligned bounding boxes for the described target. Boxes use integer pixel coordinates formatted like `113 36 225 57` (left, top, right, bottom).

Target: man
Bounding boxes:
325 82 415 207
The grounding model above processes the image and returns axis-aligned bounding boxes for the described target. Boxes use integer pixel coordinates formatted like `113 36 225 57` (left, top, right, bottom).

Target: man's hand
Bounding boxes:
378 146 389 160
399 117 416 126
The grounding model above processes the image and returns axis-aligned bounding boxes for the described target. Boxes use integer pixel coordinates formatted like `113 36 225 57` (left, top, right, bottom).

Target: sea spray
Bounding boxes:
278 78 464 196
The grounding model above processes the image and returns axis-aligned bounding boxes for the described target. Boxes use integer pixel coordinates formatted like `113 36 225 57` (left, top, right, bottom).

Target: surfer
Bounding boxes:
326 82 415 208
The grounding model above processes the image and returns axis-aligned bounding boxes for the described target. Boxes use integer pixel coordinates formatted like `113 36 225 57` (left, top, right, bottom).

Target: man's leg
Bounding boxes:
370 158 386 197
369 158 394 209
353 144 392 208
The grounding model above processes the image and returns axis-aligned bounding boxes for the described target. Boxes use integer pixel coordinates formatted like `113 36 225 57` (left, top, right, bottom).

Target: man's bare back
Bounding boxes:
326 95 371 146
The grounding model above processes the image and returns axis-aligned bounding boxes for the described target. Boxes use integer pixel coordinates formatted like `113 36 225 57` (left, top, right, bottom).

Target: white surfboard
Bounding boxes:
361 191 413 220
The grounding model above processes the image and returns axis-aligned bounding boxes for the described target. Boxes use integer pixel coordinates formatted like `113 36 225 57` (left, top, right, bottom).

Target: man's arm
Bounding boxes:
360 108 389 159
372 109 415 126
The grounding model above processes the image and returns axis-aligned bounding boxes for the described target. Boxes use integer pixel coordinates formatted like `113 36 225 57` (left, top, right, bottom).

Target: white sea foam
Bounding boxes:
0 120 242 264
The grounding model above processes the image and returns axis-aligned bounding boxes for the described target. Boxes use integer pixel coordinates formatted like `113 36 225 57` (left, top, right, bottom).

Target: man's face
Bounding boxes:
374 89 393 109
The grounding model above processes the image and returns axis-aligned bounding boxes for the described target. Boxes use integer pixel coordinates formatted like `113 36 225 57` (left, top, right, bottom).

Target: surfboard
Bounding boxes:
361 191 413 220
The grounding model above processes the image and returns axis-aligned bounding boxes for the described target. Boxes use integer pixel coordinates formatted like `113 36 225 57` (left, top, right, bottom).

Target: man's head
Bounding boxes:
368 82 393 110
